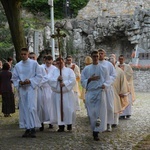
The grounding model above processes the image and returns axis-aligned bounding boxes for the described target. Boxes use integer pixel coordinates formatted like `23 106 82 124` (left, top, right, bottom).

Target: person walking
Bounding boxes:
12 47 42 138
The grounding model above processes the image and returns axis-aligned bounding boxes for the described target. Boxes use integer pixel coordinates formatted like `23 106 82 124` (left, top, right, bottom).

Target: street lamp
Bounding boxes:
65 0 70 18
48 0 55 60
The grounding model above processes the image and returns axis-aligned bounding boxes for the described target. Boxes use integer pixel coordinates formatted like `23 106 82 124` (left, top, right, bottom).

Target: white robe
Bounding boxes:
66 63 81 111
48 67 76 126
39 64 57 124
37 65 53 123
12 58 42 129
43 64 56 75
99 60 117 124
81 64 111 132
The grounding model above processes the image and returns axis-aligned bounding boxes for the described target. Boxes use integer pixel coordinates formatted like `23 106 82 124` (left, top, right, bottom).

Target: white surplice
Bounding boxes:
48 66 76 126
12 58 42 129
99 60 117 124
39 64 57 124
66 63 81 111
81 64 111 132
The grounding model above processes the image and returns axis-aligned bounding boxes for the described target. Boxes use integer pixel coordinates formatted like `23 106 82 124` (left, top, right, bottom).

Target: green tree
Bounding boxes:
22 0 89 19
0 0 26 62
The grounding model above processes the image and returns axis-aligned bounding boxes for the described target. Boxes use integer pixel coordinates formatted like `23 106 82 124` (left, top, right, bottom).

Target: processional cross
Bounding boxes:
51 26 66 121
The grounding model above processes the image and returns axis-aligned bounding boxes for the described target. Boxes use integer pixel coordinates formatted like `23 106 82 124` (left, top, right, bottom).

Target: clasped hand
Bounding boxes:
58 76 65 87
19 79 31 86
89 74 100 82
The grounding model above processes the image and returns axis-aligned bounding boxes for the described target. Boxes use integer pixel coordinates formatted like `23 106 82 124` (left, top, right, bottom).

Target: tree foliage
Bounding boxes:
0 3 14 60
0 0 26 62
22 0 89 19
0 0 89 61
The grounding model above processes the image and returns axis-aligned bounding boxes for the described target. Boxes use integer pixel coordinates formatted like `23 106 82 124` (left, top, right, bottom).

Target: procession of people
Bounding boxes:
0 47 135 141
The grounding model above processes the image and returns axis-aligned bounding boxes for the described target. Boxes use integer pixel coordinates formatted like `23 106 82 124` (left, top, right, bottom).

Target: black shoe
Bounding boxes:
119 116 126 119
67 124 72 131
4 114 7 117
94 136 100 141
126 115 131 118
57 125 65 132
93 131 99 141
49 124 53 129
30 128 36 138
22 129 30 138
112 124 117 128
39 123 44 131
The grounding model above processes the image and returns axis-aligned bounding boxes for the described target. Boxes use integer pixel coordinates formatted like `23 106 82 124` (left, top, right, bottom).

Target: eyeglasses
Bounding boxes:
29 57 35 59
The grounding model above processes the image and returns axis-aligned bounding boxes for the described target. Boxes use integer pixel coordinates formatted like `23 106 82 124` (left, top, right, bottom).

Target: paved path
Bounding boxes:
0 92 150 150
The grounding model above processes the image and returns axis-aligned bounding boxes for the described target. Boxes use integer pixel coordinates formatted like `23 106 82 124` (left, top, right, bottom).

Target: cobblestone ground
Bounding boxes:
0 92 150 150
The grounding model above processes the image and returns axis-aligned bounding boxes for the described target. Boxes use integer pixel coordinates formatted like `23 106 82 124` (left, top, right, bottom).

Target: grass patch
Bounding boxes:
133 135 150 150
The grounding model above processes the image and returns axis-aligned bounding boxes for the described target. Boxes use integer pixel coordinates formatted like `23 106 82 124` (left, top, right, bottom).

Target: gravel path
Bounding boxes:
0 92 150 150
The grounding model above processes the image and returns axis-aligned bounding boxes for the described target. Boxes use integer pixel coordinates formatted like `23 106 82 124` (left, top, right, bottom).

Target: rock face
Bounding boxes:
25 1 150 68
67 5 150 67
77 0 150 20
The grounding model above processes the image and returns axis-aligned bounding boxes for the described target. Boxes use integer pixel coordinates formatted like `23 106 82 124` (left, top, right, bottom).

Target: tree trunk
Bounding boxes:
0 0 26 62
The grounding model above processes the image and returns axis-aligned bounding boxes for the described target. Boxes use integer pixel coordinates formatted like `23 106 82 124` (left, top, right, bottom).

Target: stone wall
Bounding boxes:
24 1 150 69
65 7 150 67
133 70 150 92
77 0 150 20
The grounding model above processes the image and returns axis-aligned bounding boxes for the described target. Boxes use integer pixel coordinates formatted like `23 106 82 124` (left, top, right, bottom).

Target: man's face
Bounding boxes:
45 59 53 67
99 51 105 60
66 58 72 65
21 51 29 61
119 57 124 64
91 53 99 64
9 60 13 64
29 54 36 60
57 60 65 69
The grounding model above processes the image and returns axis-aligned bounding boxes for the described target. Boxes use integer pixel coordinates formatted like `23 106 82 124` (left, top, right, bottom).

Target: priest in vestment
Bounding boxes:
117 55 136 119
12 48 42 138
48 57 76 132
109 56 129 126
81 50 111 141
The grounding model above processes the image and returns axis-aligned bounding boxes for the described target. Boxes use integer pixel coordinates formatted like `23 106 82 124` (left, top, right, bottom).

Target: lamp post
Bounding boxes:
65 0 70 18
48 0 55 60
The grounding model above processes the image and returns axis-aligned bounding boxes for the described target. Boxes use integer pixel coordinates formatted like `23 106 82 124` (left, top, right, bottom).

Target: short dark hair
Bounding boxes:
45 55 53 61
29 52 35 55
91 50 99 56
43 55 47 59
2 63 10 70
119 55 124 58
56 57 64 62
66 55 72 59
21 47 29 52
7 57 13 62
